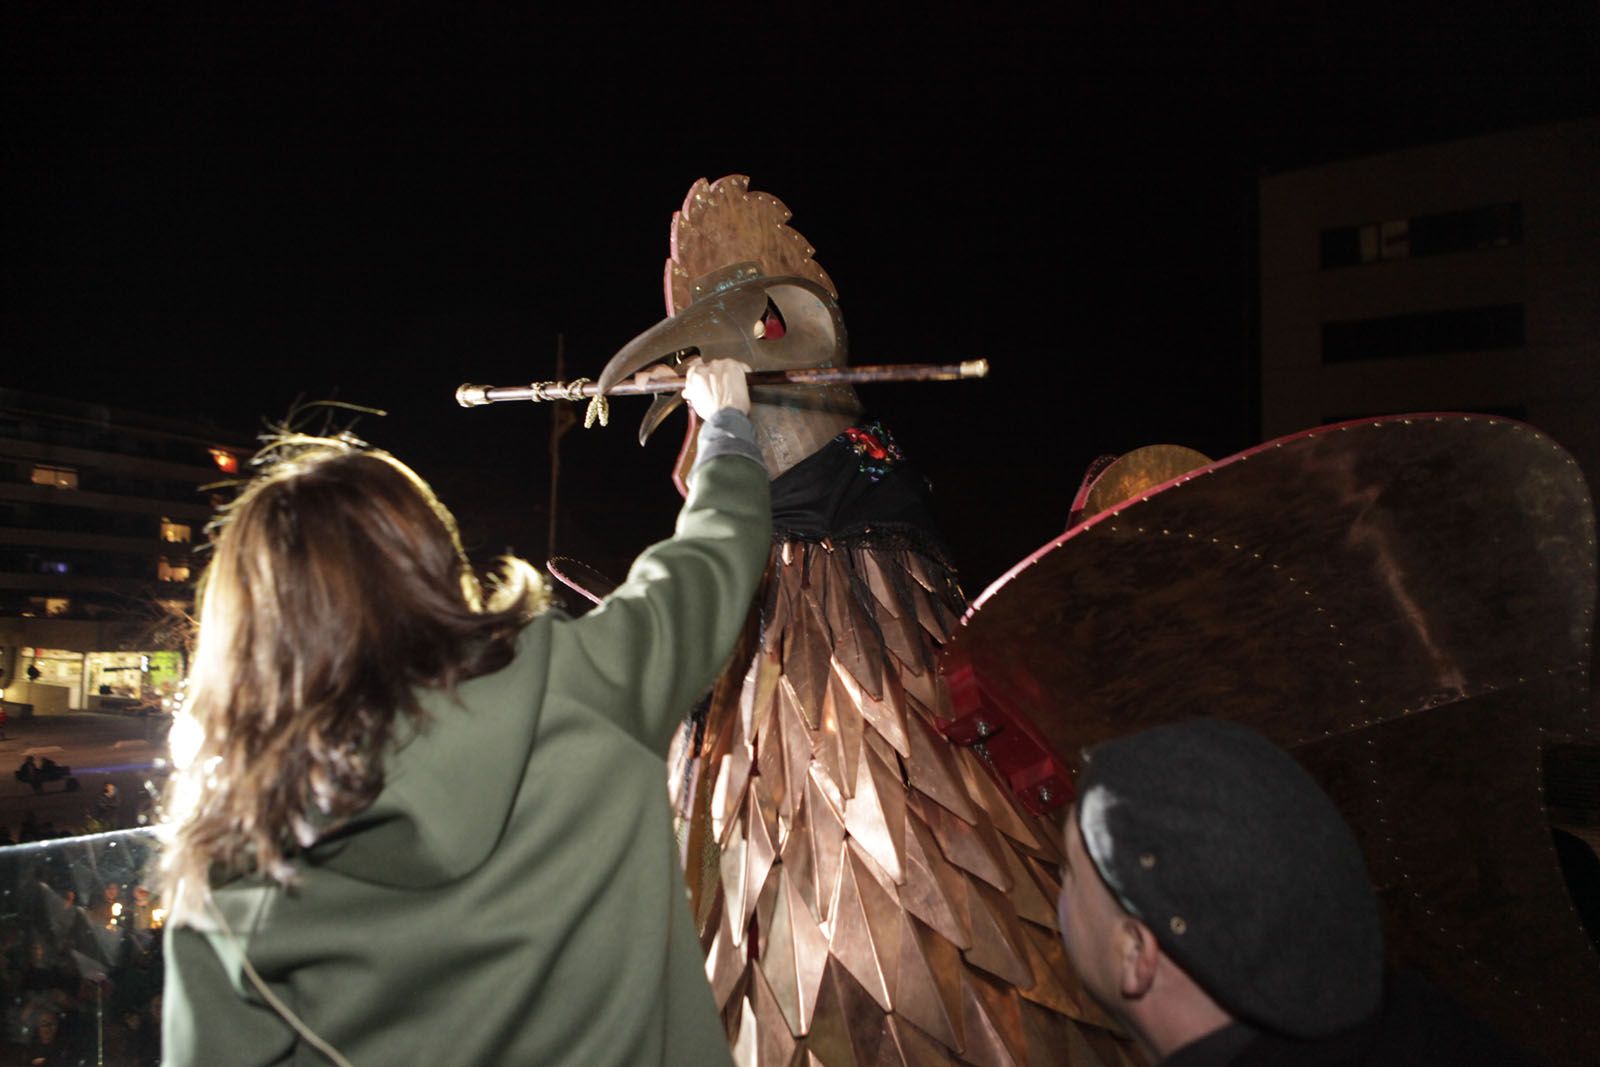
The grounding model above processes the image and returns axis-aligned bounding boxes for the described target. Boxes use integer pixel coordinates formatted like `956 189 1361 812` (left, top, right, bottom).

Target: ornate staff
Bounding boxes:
455 360 988 417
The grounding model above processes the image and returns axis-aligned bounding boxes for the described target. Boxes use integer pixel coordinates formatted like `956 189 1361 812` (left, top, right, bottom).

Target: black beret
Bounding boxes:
1076 718 1383 1038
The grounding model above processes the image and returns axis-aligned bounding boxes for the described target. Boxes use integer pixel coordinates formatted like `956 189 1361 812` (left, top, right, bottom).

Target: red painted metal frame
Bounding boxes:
939 639 1075 816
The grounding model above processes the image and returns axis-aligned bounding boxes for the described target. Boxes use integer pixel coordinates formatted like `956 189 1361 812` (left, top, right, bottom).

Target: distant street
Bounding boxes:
0 710 171 839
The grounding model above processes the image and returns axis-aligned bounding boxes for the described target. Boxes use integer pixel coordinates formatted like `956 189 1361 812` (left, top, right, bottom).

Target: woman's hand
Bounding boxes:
683 358 751 418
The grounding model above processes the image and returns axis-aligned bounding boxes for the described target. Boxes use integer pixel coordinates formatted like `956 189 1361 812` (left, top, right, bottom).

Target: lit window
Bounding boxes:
160 519 193 543
1321 202 1522 270
29 597 71 616
1358 224 1379 264
209 449 239 474
30 464 78 489
1379 219 1409 261
158 558 192 583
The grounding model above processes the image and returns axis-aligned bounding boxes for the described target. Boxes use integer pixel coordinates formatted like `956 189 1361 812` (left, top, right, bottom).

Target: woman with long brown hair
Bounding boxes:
160 360 768 1066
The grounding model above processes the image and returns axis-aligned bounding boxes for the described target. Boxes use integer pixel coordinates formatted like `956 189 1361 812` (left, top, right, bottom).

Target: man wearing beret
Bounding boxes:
1056 718 1537 1066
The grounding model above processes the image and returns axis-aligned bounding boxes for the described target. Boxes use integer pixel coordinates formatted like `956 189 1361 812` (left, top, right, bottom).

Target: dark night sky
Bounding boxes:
4 7 1596 595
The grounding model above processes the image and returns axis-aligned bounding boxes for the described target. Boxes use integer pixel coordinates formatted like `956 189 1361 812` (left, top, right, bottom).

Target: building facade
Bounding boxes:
1258 118 1598 491
0 390 247 712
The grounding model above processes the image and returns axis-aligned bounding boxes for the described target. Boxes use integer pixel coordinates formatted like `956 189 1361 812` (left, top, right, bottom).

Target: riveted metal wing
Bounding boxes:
947 414 1599 1067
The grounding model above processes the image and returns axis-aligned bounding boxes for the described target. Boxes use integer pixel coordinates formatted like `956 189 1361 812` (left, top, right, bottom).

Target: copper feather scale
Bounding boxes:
677 538 1137 1067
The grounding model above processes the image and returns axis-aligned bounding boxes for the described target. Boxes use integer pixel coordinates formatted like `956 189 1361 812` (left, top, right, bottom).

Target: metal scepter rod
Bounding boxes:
455 360 989 408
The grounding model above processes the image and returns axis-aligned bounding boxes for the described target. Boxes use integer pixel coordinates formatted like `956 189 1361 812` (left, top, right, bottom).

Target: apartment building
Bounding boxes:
1259 119 1598 490
0 389 247 712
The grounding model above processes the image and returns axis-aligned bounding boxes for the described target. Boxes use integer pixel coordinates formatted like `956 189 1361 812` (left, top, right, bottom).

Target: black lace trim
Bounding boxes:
768 418 953 567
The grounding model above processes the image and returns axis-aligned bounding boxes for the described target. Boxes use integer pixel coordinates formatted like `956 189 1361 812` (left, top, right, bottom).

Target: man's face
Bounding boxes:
1058 803 1133 1015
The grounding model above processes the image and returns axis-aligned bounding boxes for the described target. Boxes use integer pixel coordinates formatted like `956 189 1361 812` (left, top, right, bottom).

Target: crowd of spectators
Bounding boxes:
0 837 162 1066
1 707 168 1063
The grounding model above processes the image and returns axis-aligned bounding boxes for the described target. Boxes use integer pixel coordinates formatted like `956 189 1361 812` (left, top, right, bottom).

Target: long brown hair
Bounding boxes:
161 434 547 914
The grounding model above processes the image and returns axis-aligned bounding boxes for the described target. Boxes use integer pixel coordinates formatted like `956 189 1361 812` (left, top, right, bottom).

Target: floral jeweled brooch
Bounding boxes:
839 421 905 481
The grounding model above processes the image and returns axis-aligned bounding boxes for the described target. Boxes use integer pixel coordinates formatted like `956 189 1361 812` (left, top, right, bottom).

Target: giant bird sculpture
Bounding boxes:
593 174 1130 1066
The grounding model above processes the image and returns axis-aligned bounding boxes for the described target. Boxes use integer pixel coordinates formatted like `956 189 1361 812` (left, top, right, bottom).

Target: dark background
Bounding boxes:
4 6 1596 595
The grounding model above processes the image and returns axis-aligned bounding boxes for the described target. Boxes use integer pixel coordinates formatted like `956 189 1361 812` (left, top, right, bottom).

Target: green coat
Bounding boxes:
163 445 770 1066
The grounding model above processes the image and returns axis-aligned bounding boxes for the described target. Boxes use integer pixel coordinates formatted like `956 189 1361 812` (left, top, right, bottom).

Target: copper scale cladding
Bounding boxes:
678 533 1137 1067
947 413 1599 1067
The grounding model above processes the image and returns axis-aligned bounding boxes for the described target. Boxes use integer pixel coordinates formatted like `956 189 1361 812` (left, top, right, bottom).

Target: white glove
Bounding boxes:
682 358 752 418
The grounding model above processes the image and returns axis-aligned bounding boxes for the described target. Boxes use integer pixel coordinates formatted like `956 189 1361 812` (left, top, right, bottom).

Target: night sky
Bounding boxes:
4 8 1596 596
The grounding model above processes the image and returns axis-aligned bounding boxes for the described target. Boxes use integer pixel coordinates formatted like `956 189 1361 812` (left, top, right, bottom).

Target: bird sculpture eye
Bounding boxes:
753 298 787 340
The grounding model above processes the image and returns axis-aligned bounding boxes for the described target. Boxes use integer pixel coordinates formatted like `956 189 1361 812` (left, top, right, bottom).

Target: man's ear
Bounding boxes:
1117 917 1160 999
